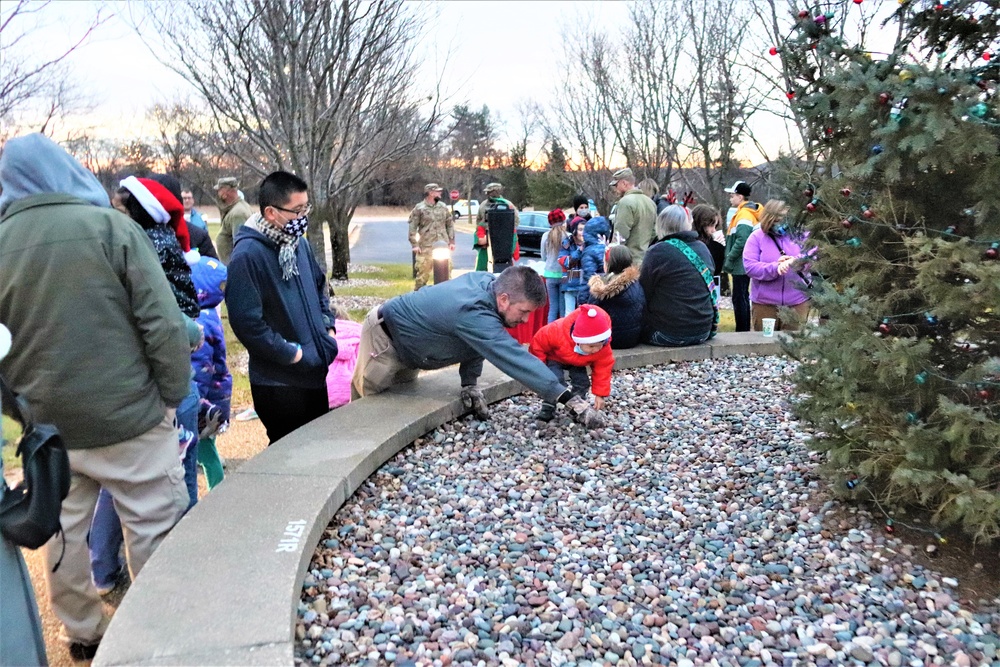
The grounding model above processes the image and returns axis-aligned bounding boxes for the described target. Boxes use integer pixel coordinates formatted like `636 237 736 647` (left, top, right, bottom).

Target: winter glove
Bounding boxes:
198 400 224 440
565 395 606 430
460 386 490 420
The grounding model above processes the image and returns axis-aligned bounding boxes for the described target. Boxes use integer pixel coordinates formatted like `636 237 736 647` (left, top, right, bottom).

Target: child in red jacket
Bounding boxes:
529 305 615 423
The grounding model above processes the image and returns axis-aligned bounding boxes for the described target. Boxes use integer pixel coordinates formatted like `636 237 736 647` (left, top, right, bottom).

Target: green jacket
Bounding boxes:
0 194 191 449
723 201 762 275
215 198 255 263
614 189 657 264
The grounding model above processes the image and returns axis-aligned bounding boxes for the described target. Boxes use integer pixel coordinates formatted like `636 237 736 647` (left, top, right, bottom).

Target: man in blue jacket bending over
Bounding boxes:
351 265 604 429
226 171 338 444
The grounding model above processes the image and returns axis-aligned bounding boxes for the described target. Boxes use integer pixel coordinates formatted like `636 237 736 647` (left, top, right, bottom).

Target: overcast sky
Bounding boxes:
6 0 900 165
8 1 623 145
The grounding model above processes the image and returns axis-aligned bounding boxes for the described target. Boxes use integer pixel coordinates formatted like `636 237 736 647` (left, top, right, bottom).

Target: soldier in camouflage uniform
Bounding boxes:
474 182 520 271
409 183 455 289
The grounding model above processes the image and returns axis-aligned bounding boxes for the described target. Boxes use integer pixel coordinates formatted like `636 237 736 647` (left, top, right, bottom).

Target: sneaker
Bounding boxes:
234 407 258 421
535 403 556 423
68 640 100 661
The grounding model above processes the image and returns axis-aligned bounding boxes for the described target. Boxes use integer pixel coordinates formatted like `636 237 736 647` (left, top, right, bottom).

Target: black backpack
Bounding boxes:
0 374 71 552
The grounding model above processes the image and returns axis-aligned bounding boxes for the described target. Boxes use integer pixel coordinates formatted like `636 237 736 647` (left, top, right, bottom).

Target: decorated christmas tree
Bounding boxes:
775 0 1000 540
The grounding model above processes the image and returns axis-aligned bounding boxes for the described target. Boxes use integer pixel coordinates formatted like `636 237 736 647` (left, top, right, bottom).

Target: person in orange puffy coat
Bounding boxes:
529 305 615 423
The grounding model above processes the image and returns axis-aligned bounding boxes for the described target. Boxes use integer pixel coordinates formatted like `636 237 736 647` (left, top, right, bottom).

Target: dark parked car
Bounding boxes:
516 211 550 256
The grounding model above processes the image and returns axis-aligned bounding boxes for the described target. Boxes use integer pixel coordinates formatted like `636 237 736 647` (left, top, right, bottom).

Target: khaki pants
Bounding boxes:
45 414 188 643
351 307 419 400
751 301 811 332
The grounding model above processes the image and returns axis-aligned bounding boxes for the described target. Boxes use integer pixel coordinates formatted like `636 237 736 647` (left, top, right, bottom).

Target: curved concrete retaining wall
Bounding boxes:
94 333 782 665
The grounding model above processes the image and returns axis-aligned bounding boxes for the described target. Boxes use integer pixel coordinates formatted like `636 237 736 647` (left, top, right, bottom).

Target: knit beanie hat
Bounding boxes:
120 176 191 251
571 306 612 344
572 195 589 210
548 208 566 225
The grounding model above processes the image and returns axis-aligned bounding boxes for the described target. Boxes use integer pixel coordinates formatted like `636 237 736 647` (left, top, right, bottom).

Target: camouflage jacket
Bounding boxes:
408 200 454 247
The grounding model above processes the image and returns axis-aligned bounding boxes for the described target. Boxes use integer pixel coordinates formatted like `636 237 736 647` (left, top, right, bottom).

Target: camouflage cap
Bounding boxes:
608 168 634 186
213 176 239 190
483 182 503 194
424 183 443 193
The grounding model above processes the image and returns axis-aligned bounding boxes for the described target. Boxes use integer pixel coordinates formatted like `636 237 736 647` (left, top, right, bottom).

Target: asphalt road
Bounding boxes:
349 219 478 269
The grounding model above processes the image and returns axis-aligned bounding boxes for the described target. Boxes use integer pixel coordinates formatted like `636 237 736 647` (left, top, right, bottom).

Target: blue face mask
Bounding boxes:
574 344 586 355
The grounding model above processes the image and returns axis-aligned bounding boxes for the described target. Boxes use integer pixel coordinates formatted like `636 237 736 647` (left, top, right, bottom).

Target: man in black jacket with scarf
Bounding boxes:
226 171 339 444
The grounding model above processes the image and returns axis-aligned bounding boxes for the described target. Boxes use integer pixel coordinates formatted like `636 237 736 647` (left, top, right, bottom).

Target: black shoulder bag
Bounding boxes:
0 374 71 555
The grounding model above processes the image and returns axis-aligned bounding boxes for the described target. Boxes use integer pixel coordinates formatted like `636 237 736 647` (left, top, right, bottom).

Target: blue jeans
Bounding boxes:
562 291 578 317
177 384 200 508
643 329 712 347
545 278 562 323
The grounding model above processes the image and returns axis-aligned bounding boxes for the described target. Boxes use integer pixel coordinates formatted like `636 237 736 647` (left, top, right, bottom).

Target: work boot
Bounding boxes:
536 402 556 422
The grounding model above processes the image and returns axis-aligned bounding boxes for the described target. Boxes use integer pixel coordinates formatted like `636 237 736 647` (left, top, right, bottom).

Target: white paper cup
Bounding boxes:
762 318 776 337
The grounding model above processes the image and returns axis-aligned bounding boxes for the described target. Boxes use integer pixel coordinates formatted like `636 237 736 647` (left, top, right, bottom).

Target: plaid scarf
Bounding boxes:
246 213 300 281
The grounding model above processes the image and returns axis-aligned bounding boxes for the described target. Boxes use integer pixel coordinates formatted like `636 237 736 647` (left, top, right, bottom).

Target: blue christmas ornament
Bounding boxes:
871 144 884 155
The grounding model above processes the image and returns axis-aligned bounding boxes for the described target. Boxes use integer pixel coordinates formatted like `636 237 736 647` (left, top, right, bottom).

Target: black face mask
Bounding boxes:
433 196 441 203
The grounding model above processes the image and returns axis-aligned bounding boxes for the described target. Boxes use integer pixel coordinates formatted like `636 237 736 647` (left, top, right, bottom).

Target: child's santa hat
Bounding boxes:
571 306 612 344
120 176 190 251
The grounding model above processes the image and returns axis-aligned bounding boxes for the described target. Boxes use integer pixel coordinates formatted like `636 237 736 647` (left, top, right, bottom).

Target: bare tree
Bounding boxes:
136 0 444 278
0 0 104 136
672 0 762 211
445 104 499 222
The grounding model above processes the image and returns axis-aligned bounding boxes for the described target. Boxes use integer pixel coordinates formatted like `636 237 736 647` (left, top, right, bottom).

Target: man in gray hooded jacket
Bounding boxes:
351 265 605 428
0 134 191 659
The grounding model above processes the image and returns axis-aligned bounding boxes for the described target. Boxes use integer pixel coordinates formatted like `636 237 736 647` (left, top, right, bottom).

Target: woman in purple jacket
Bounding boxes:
742 200 812 331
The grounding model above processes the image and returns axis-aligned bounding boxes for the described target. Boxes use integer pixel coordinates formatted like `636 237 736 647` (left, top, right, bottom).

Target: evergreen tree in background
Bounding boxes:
777 0 1000 540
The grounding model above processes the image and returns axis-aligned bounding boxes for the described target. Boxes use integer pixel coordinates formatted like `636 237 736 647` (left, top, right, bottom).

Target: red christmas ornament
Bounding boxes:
985 52 992 61
979 388 992 400
878 323 891 335
853 0 863 4
841 218 853 229
885 524 895 534
878 92 891 105
806 202 817 212
769 46 779 56
803 188 814 198
862 208 875 219
786 90 795 100
798 9 809 18
840 187 852 197
986 243 1000 260
810 42 818 50
934 3 944 10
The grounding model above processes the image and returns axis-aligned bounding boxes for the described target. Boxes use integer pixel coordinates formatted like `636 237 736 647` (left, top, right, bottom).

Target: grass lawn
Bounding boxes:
333 262 416 322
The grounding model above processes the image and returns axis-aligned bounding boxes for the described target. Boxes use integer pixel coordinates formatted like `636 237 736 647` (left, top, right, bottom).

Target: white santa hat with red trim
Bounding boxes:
571 306 612 344
119 175 169 224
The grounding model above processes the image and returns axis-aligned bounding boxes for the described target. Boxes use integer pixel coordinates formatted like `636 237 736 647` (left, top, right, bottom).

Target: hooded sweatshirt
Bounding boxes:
0 133 190 448
225 217 338 388
575 216 610 304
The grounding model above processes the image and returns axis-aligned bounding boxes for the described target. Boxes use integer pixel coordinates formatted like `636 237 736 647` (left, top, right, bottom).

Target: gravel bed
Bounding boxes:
296 356 999 666
333 295 388 313
349 264 387 274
